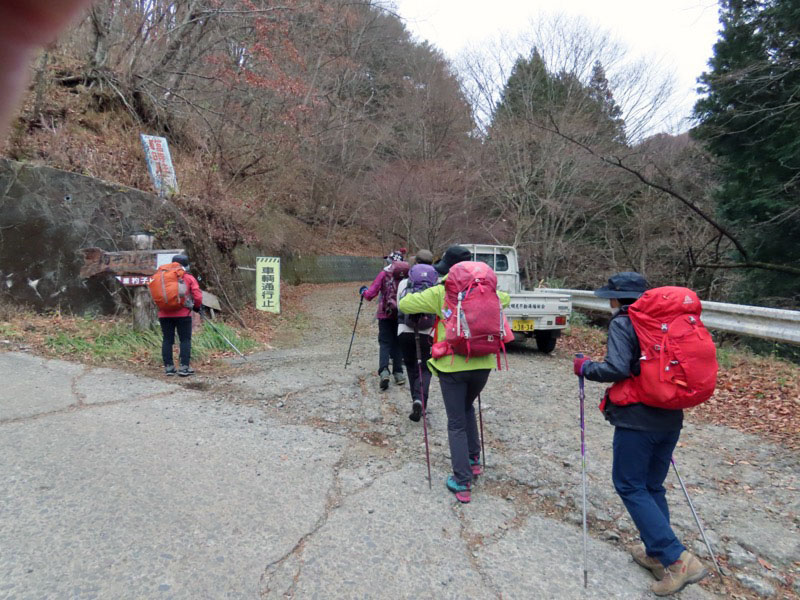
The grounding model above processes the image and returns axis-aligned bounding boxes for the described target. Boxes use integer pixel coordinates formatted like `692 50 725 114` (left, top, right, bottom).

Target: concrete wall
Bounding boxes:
0 159 178 314
282 255 385 285
233 248 385 289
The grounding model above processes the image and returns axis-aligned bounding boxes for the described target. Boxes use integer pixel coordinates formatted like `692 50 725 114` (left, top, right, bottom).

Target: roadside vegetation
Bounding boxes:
0 282 317 371
0 301 262 371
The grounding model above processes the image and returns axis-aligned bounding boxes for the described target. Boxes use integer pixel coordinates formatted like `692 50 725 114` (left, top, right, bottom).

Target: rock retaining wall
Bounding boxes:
0 159 177 314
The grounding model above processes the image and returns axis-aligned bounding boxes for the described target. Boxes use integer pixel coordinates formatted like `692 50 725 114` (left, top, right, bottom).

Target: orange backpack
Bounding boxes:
148 262 191 311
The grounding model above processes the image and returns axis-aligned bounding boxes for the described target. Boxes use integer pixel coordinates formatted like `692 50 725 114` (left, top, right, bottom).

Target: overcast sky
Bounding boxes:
392 0 721 133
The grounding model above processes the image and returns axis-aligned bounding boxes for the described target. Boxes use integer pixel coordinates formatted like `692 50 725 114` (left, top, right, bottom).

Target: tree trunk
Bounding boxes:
31 51 49 123
130 232 156 330
133 287 157 331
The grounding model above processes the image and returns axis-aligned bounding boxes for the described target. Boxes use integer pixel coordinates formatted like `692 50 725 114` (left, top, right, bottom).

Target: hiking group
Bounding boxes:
360 246 719 597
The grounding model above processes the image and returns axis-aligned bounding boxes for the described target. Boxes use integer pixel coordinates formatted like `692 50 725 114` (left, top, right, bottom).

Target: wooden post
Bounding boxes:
130 232 157 331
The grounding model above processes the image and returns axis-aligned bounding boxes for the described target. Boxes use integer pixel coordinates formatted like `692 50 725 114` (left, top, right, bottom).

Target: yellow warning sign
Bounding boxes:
256 257 280 313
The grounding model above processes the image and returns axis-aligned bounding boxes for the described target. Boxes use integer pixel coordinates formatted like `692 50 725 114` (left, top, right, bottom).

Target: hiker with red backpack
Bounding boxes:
149 254 203 377
398 246 513 503
573 272 717 596
361 248 410 390
397 250 437 422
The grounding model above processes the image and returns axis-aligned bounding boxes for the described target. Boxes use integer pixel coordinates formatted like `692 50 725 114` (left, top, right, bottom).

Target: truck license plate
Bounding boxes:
512 319 535 332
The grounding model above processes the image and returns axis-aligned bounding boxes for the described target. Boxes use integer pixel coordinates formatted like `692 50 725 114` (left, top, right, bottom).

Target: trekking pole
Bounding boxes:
414 329 432 489
345 290 366 369
671 457 724 577
477 394 486 470
577 353 588 588
200 312 247 360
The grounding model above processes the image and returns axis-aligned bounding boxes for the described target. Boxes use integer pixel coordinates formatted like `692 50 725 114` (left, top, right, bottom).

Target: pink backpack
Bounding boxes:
433 261 514 369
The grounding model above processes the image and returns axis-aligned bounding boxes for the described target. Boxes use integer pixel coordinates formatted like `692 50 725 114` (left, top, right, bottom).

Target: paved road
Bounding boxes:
1 284 798 599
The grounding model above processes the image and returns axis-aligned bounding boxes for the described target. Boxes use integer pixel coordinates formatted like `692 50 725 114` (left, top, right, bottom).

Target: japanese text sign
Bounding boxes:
140 134 178 197
116 275 152 287
256 257 281 313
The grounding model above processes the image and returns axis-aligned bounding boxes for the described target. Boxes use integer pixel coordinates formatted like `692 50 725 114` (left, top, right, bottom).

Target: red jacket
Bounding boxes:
157 272 203 318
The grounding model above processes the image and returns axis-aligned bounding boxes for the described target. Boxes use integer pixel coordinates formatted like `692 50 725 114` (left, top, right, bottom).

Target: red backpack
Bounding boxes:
433 261 514 369
607 286 718 410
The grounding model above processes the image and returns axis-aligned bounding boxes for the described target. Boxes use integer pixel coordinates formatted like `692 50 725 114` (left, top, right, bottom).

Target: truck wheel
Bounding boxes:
534 330 558 354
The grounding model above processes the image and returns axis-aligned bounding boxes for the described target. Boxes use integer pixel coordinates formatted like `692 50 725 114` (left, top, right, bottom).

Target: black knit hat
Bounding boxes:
172 254 190 267
433 245 472 275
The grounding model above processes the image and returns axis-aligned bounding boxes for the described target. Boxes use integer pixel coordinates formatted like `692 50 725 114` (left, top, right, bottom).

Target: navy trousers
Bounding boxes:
612 427 686 567
159 316 192 367
377 318 403 375
398 332 432 406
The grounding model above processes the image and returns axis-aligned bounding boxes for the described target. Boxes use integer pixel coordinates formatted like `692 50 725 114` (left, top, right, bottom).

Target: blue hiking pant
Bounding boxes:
612 427 686 567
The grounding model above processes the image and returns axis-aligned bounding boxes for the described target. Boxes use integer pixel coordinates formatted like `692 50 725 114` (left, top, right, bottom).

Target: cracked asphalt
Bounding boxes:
1 284 798 599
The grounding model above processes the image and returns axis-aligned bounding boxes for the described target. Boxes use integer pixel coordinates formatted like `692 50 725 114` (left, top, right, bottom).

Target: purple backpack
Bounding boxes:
399 264 438 330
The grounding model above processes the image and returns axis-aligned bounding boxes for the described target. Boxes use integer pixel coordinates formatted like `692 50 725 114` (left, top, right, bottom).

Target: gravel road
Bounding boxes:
1 283 798 599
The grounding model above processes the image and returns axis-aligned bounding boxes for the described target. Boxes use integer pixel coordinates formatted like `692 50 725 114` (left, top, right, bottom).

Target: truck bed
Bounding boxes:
505 290 572 333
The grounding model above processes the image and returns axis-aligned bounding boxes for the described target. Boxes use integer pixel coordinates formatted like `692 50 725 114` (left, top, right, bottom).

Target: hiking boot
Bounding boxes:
470 456 483 477
446 475 471 503
651 551 708 596
165 365 177 376
409 400 422 422
630 545 665 580
379 369 390 390
178 365 195 377
393 372 406 385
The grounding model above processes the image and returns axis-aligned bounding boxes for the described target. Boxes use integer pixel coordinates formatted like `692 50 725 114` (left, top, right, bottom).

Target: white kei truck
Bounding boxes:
458 244 573 353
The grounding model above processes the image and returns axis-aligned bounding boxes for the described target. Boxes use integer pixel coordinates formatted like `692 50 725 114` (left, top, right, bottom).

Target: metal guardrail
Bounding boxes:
547 288 800 345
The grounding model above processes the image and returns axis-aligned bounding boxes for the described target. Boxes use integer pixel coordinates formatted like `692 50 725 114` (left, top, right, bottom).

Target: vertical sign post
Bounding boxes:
256 257 280 313
140 134 178 197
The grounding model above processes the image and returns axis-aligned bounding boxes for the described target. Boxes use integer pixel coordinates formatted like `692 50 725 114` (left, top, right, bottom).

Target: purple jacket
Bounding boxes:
363 270 392 319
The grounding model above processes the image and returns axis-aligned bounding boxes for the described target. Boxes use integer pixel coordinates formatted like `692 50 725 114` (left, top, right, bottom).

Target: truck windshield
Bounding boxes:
473 253 509 272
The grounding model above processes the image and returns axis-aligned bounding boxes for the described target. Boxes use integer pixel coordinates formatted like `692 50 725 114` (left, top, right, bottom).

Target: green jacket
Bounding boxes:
398 283 511 375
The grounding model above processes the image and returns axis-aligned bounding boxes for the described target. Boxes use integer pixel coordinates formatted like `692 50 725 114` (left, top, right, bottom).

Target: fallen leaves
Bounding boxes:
694 352 800 451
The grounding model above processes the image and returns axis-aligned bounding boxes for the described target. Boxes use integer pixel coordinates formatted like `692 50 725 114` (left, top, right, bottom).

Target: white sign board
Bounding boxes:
156 253 175 268
140 134 178 197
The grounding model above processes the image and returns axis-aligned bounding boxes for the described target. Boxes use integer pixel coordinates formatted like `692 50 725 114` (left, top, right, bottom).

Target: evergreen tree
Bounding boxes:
693 0 800 301
493 49 552 121
588 61 626 143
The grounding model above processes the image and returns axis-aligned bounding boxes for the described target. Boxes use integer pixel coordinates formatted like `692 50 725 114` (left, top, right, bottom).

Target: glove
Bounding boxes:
192 304 201 313
359 286 368 297
573 356 590 376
